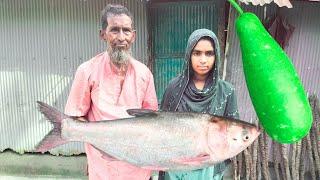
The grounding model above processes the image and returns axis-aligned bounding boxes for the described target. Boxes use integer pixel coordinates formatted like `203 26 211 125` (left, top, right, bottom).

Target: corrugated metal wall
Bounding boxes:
279 1 320 96
0 0 148 155
225 2 320 123
225 4 274 123
149 1 221 102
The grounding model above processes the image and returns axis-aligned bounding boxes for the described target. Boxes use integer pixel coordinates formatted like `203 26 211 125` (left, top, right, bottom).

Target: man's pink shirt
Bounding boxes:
65 51 158 180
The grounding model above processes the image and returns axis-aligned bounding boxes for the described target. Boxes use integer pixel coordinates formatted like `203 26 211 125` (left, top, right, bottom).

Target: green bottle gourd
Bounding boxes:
229 0 312 143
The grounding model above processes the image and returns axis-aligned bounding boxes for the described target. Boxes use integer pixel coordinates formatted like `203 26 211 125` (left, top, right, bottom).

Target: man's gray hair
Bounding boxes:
100 4 134 30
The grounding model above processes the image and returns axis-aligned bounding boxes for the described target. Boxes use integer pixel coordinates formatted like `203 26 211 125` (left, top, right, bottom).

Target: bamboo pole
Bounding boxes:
306 133 316 180
256 139 261 180
280 144 291 180
307 95 320 178
251 139 258 180
273 141 281 180
263 131 270 180
238 152 243 179
310 96 320 176
299 137 306 180
291 142 296 179
259 131 269 180
310 127 320 178
295 140 302 180
244 148 251 180
232 157 238 180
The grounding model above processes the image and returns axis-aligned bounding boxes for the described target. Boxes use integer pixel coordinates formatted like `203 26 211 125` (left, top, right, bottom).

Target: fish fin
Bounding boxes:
141 166 169 171
173 153 211 166
126 109 158 117
93 146 119 161
35 101 68 153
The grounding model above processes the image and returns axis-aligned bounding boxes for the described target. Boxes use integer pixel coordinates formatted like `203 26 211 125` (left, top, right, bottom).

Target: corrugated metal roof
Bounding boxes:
0 0 148 155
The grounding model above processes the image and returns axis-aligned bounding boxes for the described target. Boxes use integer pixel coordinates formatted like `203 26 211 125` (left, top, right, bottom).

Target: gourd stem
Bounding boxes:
229 0 244 15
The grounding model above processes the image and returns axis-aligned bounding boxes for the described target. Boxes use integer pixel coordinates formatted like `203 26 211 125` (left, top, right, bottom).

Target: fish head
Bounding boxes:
206 116 260 160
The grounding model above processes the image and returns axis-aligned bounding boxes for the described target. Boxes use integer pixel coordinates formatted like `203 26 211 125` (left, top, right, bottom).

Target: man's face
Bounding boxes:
100 14 136 65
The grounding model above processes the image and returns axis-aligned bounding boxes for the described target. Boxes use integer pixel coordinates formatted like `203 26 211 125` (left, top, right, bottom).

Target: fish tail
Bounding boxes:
35 101 69 153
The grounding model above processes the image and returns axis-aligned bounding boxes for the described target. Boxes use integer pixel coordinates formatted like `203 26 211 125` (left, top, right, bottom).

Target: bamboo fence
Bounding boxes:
232 95 320 180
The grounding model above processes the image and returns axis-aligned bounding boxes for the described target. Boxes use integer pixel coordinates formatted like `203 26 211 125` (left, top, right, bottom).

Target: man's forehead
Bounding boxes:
107 14 133 27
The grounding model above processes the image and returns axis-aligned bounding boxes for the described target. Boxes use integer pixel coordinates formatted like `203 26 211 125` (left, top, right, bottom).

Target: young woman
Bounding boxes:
160 29 239 180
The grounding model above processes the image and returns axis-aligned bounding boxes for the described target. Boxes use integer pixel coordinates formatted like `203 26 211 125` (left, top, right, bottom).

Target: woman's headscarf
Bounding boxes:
161 29 221 112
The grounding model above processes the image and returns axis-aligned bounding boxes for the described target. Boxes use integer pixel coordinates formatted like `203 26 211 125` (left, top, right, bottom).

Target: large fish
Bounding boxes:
35 101 260 171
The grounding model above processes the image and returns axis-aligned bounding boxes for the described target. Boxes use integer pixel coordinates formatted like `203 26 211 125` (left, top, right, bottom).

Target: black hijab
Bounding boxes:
161 29 221 113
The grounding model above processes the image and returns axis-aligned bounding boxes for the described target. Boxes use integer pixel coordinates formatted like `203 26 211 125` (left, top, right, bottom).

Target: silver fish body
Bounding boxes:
36 101 260 171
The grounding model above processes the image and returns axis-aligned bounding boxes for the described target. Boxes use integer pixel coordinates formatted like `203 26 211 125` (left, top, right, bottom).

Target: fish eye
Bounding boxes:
243 135 250 141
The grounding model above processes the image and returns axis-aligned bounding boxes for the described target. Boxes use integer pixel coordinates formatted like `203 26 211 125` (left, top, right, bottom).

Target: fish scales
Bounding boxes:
35 101 260 171
63 113 209 169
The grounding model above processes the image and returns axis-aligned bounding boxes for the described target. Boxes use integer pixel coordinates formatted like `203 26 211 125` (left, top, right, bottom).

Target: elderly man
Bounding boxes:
65 4 158 180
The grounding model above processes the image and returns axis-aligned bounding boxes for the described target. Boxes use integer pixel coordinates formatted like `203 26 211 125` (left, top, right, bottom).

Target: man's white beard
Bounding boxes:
107 44 131 67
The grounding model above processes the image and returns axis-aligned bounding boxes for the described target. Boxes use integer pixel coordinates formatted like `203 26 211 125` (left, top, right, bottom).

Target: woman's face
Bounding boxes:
191 39 215 79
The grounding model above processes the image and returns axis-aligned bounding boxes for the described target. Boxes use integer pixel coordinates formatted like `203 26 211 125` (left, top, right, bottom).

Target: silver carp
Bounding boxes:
35 101 260 171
